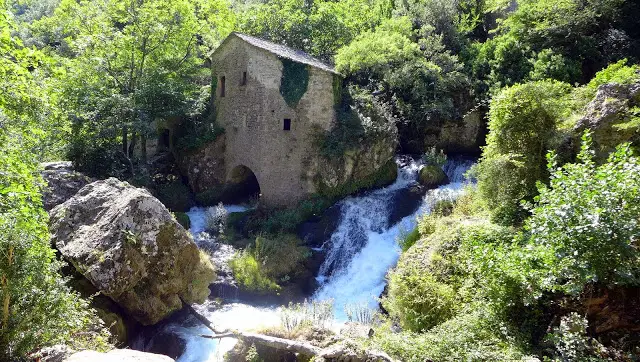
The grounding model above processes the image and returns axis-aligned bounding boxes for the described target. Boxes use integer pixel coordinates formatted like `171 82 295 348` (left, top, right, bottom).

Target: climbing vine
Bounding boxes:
279 58 310 107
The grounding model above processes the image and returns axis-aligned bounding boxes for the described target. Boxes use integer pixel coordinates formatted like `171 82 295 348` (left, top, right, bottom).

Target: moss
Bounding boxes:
174 212 191 230
419 165 448 188
279 58 310 107
185 250 216 303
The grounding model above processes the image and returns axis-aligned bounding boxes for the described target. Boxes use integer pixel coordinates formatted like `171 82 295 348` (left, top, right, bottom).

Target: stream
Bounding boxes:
134 156 474 361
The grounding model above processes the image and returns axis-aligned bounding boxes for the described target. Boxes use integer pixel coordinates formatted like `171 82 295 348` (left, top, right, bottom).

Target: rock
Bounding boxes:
30 345 75 362
418 165 449 188
585 285 640 335
50 178 215 325
63 349 174 362
429 110 485 156
40 161 93 211
296 204 342 248
575 79 640 158
175 135 226 195
387 185 426 226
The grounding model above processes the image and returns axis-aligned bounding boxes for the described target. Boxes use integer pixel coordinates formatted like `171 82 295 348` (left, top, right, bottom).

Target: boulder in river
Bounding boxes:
50 178 215 325
418 165 449 188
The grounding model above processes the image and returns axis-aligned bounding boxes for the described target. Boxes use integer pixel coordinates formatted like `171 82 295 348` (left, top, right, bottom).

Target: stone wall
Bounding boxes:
211 36 335 206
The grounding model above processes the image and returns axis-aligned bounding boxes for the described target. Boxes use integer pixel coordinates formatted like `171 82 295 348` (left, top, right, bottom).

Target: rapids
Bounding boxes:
135 156 474 361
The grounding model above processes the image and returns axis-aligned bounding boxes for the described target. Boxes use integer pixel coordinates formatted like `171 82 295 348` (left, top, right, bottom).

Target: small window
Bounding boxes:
220 76 226 97
241 71 247 86
283 118 291 131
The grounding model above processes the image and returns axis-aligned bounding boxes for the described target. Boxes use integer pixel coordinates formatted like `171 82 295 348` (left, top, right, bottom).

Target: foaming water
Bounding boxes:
140 157 474 361
313 157 475 321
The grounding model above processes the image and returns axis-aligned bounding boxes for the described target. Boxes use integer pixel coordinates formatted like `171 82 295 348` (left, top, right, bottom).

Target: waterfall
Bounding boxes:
133 156 475 362
313 157 474 321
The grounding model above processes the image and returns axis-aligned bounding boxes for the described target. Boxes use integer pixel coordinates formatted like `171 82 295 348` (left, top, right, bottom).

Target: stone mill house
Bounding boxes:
173 32 396 207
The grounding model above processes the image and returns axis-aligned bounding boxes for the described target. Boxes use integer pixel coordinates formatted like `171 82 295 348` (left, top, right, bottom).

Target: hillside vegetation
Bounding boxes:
1 0 640 359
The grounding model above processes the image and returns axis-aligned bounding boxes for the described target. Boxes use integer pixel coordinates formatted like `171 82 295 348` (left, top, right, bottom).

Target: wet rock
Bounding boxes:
418 165 449 188
430 110 484 156
138 329 187 360
40 161 93 211
50 178 215 325
387 185 426 226
297 204 343 248
63 349 174 362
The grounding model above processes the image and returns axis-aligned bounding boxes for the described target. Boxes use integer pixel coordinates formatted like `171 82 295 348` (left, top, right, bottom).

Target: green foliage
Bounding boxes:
230 234 309 292
422 147 447 167
371 306 530 362
475 80 573 224
280 299 334 335
0 7 111 357
174 121 225 153
279 58 309 107
174 212 191 230
522 133 640 295
237 0 390 61
230 250 280 292
399 227 420 252
586 59 640 96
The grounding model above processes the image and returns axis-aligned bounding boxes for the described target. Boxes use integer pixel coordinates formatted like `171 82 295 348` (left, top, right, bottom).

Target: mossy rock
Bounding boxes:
317 159 398 200
419 165 448 188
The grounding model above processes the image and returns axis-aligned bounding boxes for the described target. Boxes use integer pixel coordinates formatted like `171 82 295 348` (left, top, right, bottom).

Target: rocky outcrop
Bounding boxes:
426 110 484 156
175 135 226 196
40 161 93 211
64 349 174 362
575 79 640 157
50 178 215 325
310 137 397 200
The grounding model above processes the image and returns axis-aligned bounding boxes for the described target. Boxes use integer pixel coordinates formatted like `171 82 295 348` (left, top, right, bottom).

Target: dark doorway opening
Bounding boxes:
225 165 260 204
283 118 291 131
220 76 226 97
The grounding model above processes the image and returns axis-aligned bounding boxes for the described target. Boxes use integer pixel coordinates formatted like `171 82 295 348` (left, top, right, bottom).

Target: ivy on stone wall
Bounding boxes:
279 58 310 108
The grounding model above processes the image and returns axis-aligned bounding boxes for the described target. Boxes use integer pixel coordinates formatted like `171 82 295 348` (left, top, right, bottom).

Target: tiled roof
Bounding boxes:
220 32 340 75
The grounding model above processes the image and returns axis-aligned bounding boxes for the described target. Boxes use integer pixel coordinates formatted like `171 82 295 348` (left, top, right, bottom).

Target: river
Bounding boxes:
134 156 474 361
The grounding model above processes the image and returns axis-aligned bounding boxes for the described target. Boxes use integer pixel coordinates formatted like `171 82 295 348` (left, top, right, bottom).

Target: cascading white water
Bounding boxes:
313 157 474 321
139 157 474 362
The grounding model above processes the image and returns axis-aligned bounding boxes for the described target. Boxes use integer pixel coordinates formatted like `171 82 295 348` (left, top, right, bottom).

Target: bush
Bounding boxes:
371 306 530 362
230 250 280 292
205 203 227 235
230 234 310 292
399 226 420 252
521 133 640 295
475 80 573 224
586 59 640 96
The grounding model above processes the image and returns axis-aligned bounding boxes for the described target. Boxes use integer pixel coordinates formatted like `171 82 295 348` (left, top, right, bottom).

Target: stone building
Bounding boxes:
209 32 341 206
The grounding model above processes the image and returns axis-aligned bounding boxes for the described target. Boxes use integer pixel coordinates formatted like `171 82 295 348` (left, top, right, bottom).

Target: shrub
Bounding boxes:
230 234 309 292
521 133 640 295
586 59 640 96
422 147 447 167
475 80 573 224
280 299 334 335
229 250 280 292
371 306 530 362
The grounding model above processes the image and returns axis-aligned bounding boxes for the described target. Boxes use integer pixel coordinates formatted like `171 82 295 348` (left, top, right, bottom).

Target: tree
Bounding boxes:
41 0 234 176
0 7 108 357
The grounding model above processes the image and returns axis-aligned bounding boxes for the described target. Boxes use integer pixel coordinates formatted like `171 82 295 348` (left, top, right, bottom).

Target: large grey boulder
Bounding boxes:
40 161 93 211
64 349 174 362
50 178 215 325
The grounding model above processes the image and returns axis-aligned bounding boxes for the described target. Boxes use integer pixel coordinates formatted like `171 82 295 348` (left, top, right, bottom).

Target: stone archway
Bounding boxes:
225 165 261 203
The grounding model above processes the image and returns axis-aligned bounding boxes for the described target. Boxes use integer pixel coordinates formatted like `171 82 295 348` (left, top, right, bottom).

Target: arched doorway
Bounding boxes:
225 165 260 204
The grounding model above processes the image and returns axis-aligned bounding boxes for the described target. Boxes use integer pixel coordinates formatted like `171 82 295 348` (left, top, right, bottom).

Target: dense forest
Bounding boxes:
2 0 640 360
